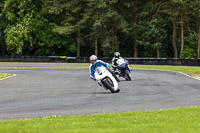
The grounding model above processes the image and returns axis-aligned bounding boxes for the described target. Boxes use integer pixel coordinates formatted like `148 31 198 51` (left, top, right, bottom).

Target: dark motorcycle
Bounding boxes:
115 59 131 81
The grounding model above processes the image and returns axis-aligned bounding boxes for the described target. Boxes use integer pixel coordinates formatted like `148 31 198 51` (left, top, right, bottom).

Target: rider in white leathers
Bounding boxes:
112 52 131 74
112 52 123 71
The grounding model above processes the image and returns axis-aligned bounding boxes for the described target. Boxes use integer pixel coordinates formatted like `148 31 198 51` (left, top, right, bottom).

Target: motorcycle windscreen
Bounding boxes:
95 67 104 75
117 59 125 67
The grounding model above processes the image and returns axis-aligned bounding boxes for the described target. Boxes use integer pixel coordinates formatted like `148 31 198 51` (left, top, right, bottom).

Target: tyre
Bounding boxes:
113 73 120 82
102 78 115 93
115 88 120 93
124 69 131 81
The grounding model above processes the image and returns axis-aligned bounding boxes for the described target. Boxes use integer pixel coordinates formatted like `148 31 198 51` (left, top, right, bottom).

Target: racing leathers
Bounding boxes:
89 60 113 80
112 56 123 71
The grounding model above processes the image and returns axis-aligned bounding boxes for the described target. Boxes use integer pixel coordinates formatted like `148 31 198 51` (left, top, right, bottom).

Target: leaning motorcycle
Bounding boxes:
94 66 120 93
115 59 131 81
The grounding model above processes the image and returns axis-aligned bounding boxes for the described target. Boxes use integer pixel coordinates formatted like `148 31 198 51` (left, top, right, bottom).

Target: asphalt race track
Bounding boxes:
0 65 200 120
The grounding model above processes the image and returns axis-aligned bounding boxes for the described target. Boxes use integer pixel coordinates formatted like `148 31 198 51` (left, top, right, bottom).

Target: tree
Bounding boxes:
162 0 196 58
198 24 200 59
88 0 129 56
3 0 36 55
188 0 200 59
0 0 6 55
162 1 180 58
179 0 200 58
29 12 76 56
174 0 189 56
43 0 91 57
144 18 167 58
128 1 167 58
116 0 141 57
1 0 199 58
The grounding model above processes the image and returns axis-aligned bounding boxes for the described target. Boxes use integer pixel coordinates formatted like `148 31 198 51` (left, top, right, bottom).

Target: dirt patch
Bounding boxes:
190 74 200 79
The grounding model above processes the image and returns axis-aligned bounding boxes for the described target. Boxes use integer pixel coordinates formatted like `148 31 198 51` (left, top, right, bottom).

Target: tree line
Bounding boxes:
0 0 200 58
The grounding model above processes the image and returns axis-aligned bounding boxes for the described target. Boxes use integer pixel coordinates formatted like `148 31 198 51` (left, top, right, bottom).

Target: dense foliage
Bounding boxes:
0 0 200 58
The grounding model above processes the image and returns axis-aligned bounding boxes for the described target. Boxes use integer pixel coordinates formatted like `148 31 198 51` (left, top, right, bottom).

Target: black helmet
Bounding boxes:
114 52 120 58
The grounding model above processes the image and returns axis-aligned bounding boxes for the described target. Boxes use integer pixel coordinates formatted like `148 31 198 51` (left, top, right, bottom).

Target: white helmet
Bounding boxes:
90 55 97 61
90 55 97 65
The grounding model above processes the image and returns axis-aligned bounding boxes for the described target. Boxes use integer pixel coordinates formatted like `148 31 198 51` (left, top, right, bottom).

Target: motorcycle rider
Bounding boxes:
89 55 113 81
112 52 131 75
112 52 123 71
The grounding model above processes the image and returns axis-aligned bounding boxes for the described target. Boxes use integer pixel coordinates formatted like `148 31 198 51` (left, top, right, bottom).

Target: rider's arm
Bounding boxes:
89 65 95 80
112 58 116 67
99 60 110 68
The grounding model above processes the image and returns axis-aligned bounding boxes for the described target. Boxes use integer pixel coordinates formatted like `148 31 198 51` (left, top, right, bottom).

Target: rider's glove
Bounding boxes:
107 67 110 71
93 77 96 81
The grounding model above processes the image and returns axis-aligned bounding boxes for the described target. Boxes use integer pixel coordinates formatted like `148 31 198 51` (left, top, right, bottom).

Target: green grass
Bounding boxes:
131 65 200 75
0 73 12 79
0 106 200 133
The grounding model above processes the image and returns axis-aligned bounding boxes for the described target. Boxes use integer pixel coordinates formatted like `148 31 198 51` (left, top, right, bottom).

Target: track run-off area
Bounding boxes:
0 63 200 120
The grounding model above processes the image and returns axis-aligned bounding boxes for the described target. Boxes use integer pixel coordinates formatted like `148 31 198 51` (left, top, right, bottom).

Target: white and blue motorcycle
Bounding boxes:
94 66 120 93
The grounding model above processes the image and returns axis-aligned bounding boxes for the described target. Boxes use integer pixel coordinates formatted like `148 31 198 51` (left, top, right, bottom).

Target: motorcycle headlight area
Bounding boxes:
95 67 104 75
119 63 125 67
98 72 102 75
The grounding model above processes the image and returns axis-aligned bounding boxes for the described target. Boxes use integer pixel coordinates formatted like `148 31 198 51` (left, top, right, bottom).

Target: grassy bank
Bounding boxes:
0 106 200 133
131 65 200 79
0 73 12 79
131 65 200 74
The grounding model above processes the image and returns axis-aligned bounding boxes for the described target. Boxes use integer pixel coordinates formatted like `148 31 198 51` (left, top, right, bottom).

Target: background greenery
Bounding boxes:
0 0 200 58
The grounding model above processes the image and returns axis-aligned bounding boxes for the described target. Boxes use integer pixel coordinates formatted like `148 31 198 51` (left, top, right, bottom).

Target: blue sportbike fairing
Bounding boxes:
116 59 131 80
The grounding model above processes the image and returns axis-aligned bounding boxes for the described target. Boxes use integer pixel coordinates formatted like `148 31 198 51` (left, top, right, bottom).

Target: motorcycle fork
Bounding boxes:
101 76 108 83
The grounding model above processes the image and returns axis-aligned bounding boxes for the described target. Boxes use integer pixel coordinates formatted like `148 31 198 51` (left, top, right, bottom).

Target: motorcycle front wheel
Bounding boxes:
124 69 131 81
102 78 118 93
113 73 120 82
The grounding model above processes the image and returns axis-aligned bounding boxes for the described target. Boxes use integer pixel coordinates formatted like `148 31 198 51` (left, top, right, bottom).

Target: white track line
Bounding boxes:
0 74 16 81
136 69 200 81
177 72 200 81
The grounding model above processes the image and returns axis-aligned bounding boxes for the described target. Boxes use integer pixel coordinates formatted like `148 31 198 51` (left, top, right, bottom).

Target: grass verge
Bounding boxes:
0 73 12 79
131 65 200 74
0 106 200 133
131 65 200 79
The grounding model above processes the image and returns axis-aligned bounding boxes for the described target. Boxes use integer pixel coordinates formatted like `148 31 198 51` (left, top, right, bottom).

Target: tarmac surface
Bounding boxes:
0 63 200 120
0 62 88 67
